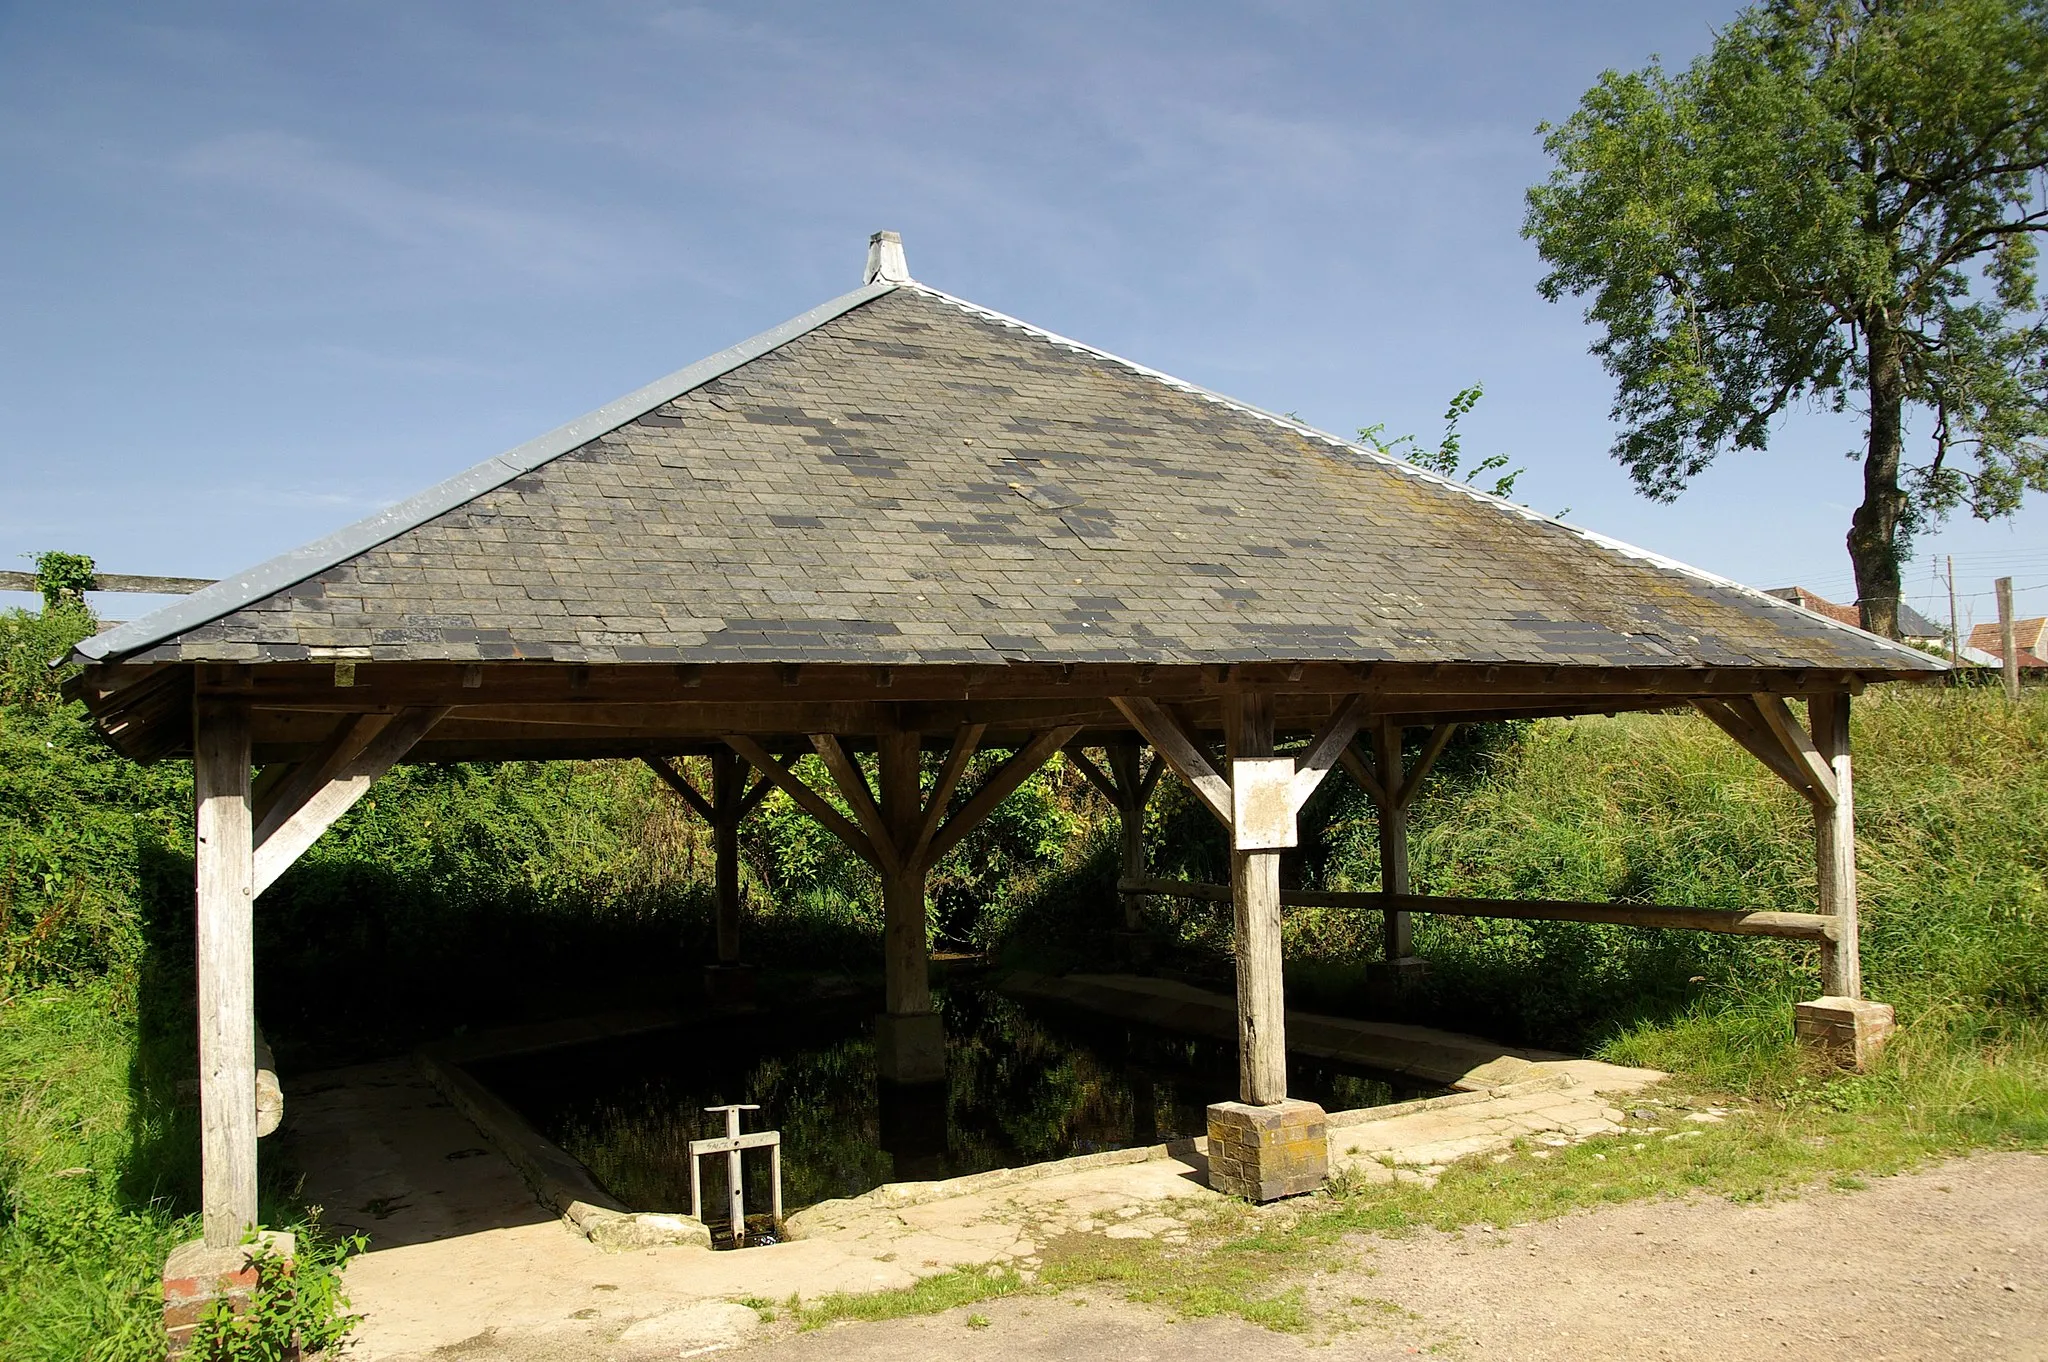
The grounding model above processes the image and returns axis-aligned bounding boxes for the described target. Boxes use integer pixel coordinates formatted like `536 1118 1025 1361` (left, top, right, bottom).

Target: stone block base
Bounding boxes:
163 1230 295 1357
1795 996 1895 1071
703 964 758 1010
874 1011 947 1085
1206 1098 1328 1202
1367 955 1430 989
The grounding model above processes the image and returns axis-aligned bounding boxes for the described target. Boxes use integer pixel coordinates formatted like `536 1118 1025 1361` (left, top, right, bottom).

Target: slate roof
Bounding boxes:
78 267 1941 674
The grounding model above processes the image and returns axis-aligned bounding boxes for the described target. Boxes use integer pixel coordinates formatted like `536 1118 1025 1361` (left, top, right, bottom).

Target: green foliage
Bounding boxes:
184 1232 363 1361
0 609 187 990
29 553 95 615
1361 383 1524 501
1525 0 2048 628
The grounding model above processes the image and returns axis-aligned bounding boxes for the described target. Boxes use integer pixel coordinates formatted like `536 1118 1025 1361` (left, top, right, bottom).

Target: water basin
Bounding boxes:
466 978 1437 1217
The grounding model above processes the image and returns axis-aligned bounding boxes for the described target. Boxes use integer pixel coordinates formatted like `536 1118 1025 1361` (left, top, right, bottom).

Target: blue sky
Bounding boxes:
2 1 2042 633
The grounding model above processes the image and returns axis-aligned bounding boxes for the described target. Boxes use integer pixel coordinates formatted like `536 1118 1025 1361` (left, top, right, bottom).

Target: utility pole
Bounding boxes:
1946 556 1960 666
1998 576 2020 702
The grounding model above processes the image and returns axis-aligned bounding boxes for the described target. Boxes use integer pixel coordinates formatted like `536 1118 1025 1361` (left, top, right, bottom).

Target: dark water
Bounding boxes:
467 980 1435 1217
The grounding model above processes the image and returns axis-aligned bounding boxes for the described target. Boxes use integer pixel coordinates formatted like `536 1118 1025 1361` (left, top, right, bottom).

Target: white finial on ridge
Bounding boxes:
865 230 910 285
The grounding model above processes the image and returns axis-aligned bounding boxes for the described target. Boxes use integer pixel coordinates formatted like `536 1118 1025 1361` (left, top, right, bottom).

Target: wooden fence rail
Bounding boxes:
0 570 215 594
1118 876 1837 942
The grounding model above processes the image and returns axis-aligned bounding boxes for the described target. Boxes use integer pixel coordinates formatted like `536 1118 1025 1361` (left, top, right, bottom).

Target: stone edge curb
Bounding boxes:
413 1046 711 1252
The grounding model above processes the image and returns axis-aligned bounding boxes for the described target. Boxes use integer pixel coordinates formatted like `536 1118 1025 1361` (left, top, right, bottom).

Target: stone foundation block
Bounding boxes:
1206 1098 1328 1202
1795 996 1895 1070
1366 955 1431 992
163 1230 295 1357
874 1010 947 1085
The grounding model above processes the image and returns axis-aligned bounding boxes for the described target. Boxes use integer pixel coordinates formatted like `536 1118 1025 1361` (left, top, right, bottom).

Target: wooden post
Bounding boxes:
194 700 258 1248
876 732 930 1018
1812 693 1860 998
1998 576 2020 702
1373 719 1413 963
1106 739 1148 931
710 752 743 967
1228 691 1288 1106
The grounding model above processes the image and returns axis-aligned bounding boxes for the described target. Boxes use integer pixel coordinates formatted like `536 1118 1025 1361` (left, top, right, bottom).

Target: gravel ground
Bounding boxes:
701 1151 2047 1362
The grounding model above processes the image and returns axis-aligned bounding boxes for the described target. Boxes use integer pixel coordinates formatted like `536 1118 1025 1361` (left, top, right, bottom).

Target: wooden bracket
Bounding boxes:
723 737 881 869
252 707 448 897
811 735 901 878
905 723 987 870
1287 694 1368 814
1113 696 1233 826
924 726 1081 865
642 755 715 821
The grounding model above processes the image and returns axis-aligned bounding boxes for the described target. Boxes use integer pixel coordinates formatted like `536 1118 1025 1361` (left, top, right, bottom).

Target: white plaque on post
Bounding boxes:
1231 756 1298 850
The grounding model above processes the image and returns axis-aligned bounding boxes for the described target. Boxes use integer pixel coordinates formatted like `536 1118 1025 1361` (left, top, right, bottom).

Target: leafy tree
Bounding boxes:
30 551 95 615
1524 0 2048 637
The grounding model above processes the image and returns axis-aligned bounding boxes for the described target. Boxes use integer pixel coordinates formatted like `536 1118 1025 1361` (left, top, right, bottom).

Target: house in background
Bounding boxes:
1966 616 2048 671
1765 587 1946 649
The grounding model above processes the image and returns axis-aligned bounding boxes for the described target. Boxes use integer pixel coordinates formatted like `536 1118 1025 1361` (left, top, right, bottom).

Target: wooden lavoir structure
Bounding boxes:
71 232 1938 1244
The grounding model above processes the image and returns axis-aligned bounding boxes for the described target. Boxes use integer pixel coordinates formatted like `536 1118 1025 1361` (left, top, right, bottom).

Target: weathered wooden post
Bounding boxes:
710 750 744 968
164 697 296 1358
1371 719 1417 979
873 730 944 1083
194 698 258 1247
1794 692 1894 1068
1998 576 2021 702
1107 739 1150 935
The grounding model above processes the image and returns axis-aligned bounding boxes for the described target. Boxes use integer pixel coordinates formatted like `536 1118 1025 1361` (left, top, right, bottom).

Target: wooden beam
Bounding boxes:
194 699 257 1248
642 755 714 821
0 569 216 594
811 735 900 878
1373 718 1414 962
925 726 1083 865
1396 723 1459 810
250 712 391 850
1118 877 1839 942
1338 741 1388 807
1694 699 1818 798
1137 750 1163 805
252 707 447 896
905 722 987 870
1112 696 1232 826
738 770 774 818
723 736 881 870
1750 695 1839 809
1062 743 1123 806
1288 693 1367 813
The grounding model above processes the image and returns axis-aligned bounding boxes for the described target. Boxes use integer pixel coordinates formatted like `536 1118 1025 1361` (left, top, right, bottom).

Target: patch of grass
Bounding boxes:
790 1263 1026 1330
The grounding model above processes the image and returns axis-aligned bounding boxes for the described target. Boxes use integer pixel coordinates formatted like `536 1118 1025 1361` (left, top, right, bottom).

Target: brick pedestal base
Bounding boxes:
163 1230 295 1357
1206 1099 1328 1202
874 1011 947 1085
1795 996 1895 1071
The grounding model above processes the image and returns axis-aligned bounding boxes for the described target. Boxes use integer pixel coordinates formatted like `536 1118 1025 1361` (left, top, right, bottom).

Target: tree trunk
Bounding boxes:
1848 315 1908 639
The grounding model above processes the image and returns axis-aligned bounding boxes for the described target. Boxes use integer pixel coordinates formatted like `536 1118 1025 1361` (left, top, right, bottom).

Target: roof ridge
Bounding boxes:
903 282 1940 670
74 280 901 664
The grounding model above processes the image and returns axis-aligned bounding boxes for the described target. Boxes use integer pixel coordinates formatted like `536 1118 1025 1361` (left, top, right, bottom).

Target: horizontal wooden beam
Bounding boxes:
0 570 215 594
181 658 1895 711
1117 877 1837 941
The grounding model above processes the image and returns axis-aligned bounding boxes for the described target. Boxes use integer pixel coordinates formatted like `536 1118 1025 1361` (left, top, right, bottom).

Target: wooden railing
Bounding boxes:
1118 876 1837 942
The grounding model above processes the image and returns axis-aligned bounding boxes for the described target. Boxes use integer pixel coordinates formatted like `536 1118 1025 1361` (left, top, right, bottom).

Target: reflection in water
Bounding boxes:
468 980 1434 1216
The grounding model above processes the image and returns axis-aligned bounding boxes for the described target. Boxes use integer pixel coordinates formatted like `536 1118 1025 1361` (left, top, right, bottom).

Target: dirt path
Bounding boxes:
707 1151 2047 1362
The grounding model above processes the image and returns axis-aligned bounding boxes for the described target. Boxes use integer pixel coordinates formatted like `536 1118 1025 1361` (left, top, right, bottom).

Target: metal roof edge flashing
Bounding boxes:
73 279 901 665
904 283 1943 674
